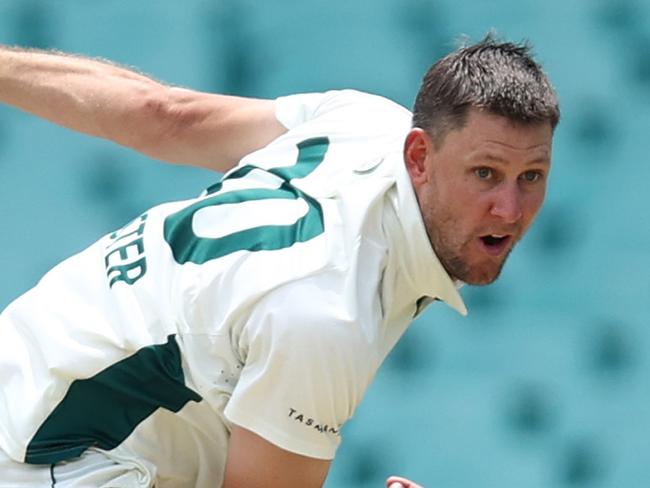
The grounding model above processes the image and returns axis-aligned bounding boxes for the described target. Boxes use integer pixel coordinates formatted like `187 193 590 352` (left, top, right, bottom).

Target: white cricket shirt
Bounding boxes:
0 89 466 487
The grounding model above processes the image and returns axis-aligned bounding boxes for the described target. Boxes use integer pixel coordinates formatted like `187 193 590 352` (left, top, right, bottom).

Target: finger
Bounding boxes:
386 475 423 488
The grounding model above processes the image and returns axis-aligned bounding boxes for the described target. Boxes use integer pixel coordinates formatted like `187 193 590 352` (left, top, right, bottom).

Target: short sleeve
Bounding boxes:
223 279 377 460
275 92 328 129
274 90 412 131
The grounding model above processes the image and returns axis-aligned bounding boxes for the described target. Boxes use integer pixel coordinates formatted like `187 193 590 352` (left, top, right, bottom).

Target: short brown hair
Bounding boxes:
412 34 560 145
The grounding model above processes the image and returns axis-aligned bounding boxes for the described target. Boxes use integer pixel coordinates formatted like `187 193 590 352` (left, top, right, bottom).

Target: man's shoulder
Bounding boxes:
317 89 411 116
276 89 411 131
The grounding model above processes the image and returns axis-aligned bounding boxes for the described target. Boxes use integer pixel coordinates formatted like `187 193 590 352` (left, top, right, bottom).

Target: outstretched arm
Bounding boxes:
0 46 286 171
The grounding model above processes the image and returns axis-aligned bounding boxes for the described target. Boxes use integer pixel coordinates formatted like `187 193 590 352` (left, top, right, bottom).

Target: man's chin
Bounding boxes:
438 250 509 286
452 261 505 286
463 273 500 286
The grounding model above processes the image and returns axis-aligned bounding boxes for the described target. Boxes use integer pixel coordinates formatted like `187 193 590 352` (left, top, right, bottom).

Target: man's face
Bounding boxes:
405 109 553 285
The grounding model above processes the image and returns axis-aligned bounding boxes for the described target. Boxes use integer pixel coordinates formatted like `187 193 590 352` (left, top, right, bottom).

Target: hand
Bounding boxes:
386 475 424 488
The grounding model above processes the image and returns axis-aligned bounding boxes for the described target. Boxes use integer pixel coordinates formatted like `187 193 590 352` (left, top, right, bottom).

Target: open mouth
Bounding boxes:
479 234 511 256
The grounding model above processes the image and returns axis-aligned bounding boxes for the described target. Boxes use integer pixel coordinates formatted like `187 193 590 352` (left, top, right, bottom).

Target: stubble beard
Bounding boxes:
418 179 514 286
438 241 511 286
427 219 512 286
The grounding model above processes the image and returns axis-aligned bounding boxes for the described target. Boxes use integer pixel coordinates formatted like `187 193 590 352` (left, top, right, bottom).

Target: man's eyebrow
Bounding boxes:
471 151 551 165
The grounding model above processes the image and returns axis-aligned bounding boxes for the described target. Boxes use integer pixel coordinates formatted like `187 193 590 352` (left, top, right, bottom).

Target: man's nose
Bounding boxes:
489 183 523 223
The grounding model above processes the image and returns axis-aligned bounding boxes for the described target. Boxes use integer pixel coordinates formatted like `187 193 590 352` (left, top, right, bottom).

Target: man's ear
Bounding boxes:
403 128 432 187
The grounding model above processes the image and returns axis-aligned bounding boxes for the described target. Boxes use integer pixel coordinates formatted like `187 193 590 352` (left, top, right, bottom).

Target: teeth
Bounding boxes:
491 234 505 238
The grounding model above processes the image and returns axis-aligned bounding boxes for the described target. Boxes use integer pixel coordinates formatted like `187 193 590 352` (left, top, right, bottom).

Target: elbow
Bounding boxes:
133 86 180 149
122 85 201 158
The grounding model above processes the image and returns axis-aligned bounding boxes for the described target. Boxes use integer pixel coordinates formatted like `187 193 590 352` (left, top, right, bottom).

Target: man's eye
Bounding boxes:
475 167 492 179
521 170 543 183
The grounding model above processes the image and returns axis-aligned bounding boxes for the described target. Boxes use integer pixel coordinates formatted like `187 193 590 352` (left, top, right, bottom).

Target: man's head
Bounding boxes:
405 35 560 285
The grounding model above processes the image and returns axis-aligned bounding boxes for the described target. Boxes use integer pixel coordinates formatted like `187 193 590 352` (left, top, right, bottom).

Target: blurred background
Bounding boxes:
0 0 648 486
